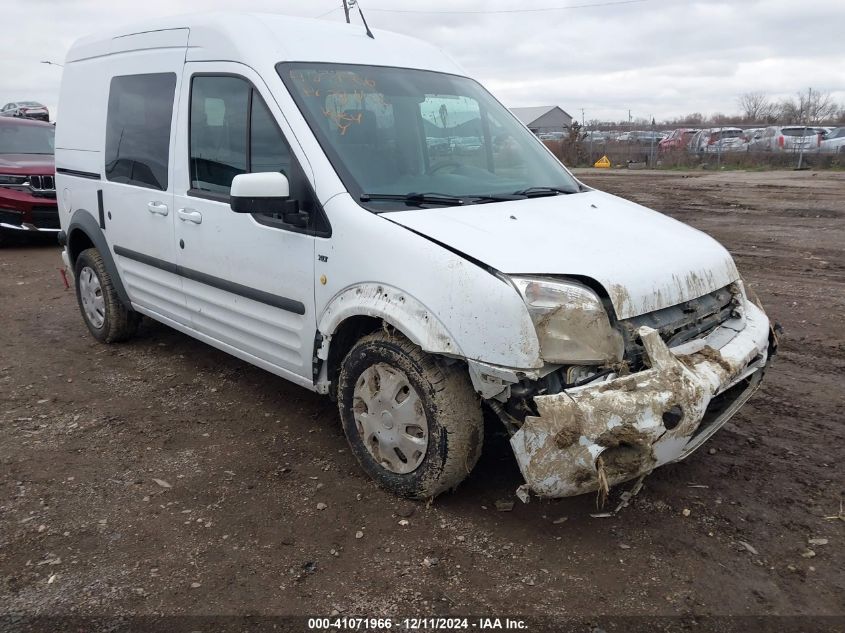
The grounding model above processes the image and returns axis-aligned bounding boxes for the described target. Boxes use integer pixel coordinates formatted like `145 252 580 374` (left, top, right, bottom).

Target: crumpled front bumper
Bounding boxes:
510 301 773 498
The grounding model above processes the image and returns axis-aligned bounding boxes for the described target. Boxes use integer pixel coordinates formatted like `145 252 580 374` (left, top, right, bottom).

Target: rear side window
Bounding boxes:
105 73 177 191
782 127 815 137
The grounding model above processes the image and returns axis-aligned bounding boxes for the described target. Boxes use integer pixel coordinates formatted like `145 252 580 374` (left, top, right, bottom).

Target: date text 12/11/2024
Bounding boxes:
307 617 528 630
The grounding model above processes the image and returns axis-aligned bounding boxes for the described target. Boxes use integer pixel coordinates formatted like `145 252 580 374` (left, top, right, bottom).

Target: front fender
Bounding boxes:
318 282 462 357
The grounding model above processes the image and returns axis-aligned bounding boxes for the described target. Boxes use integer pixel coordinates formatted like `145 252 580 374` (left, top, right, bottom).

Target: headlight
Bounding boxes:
0 174 29 187
510 276 623 364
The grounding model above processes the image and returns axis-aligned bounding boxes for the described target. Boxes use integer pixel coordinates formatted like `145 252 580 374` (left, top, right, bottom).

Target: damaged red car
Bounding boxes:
0 116 58 241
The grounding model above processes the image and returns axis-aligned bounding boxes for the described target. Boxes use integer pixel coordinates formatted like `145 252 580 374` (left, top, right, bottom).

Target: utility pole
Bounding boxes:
798 86 811 170
343 0 352 24
716 126 723 170
649 115 656 166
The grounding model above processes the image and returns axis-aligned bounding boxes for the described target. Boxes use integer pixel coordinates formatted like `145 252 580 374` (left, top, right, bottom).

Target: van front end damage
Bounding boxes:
509 301 773 498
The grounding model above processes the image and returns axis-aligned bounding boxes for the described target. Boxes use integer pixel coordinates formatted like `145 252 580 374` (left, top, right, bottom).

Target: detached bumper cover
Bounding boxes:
510 302 772 498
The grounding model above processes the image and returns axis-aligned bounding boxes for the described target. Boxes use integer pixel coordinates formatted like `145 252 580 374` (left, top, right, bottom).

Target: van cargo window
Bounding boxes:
105 73 176 191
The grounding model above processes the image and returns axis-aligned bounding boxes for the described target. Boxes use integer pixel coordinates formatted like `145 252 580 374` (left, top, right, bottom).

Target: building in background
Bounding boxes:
510 105 573 135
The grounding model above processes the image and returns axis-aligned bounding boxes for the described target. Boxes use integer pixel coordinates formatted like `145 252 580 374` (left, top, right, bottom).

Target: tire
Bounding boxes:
74 247 140 343
337 331 483 499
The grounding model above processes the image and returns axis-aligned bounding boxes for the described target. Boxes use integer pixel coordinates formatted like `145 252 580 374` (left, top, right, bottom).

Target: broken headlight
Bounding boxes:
510 277 624 364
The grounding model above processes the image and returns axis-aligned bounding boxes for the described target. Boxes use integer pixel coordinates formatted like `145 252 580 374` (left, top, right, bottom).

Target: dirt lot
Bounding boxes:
1 170 843 626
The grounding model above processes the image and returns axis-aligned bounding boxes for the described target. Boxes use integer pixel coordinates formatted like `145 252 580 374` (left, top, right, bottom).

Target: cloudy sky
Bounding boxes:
3 0 843 122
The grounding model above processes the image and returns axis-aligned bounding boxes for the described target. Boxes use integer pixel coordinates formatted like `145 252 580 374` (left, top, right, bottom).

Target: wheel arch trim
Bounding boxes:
317 283 464 363
66 209 131 308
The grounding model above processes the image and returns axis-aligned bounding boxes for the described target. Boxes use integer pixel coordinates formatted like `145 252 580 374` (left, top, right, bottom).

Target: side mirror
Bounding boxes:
230 172 291 214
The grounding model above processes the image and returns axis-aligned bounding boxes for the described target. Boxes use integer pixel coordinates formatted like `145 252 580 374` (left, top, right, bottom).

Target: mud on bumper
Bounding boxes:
510 302 772 498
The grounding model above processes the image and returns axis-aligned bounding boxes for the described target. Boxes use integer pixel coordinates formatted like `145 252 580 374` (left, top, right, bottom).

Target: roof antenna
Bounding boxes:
347 0 375 39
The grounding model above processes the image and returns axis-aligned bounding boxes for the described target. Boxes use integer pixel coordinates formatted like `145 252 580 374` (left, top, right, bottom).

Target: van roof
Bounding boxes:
65 12 462 76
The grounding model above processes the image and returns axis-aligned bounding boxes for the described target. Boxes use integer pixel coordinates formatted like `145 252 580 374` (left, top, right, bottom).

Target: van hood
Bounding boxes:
382 190 740 320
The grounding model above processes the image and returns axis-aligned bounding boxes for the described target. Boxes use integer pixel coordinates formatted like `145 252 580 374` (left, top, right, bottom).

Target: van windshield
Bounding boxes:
278 63 580 209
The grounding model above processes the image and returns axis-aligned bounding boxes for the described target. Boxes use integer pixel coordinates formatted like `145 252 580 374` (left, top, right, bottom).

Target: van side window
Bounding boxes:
188 74 327 234
105 73 177 191
189 76 249 193
250 96 291 173
189 76 293 194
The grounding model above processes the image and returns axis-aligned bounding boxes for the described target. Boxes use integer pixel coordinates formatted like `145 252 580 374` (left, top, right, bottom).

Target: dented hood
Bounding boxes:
382 190 739 319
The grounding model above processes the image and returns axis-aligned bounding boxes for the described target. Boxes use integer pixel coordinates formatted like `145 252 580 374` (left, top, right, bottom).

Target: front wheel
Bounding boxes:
74 248 140 343
337 331 483 499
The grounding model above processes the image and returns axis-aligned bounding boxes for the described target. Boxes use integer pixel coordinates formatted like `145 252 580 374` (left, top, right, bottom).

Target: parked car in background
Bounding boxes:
1 101 50 122
615 131 631 141
690 128 747 154
0 117 58 240
659 128 699 152
628 130 663 145
819 127 845 154
751 126 821 152
743 127 764 141
582 130 610 143
537 131 566 141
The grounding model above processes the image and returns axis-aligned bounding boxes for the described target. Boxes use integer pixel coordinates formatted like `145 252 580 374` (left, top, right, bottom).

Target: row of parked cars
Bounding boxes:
665 126 844 154
581 126 845 154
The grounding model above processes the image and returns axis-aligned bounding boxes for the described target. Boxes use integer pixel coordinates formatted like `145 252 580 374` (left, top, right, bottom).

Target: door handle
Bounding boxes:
147 201 169 216
177 208 203 224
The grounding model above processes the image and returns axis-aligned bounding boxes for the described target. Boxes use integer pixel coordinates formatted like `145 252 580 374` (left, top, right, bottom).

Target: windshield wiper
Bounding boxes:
512 186 577 198
465 193 526 203
360 192 465 207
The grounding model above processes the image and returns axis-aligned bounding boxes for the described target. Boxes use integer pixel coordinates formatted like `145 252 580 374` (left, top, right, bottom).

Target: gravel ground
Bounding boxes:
1 169 843 629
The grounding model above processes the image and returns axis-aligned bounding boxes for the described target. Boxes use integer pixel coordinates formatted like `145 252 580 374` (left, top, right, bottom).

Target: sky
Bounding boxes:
2 0 843 123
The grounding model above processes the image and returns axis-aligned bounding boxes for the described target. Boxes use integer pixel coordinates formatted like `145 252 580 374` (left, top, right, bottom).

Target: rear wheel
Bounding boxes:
337 331 483 499
74 248 140 343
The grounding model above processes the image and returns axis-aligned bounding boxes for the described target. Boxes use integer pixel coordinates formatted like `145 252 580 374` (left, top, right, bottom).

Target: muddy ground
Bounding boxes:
1 170 843 626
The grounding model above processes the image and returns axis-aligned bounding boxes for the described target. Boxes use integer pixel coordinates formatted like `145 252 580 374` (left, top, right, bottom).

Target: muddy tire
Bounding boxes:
74 248 140 343
337 331 483 499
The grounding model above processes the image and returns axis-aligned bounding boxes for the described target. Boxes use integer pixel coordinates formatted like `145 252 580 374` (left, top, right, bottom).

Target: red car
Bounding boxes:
0 116 58 241
658 128 699 153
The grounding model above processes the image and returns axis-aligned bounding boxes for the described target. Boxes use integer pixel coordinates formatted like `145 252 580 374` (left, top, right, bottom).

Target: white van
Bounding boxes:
55 13 775 500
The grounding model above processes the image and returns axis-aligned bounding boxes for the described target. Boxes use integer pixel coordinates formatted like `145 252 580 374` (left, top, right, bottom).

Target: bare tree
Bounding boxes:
804 90 839 123
738 91 774 123
776 97 801 123
676 112 705 126
711 112 734 125
778 90 840 124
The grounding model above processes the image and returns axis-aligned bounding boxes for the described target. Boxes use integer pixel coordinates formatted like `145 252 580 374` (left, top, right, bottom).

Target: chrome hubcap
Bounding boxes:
353 363 428 474
78 266 105 329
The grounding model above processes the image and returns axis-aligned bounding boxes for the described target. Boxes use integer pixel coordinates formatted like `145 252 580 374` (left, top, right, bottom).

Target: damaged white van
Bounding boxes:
55 12 775 500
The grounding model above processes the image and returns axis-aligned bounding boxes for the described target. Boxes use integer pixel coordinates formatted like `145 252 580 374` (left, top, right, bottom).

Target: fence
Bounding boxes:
542 139 844 170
